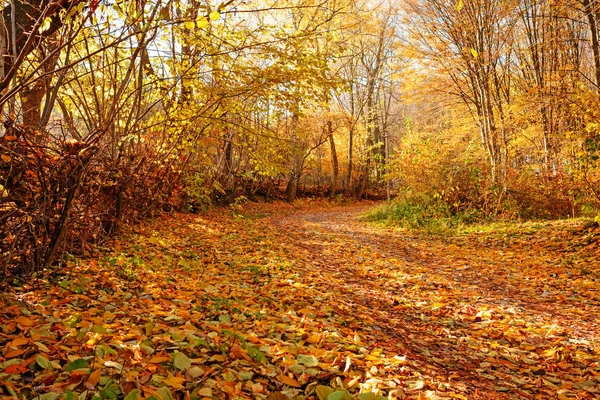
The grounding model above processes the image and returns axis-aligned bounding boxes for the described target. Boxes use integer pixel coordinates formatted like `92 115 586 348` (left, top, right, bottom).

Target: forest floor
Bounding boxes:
1 200 600 400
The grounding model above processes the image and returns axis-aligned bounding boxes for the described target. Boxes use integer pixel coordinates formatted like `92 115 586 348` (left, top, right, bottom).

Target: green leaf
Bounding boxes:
238 371 254 380
188 366 205 378
358 394 376 400
100 344 117 355
92 324 108 334
64 391 78 400
289 364 305 374
219 314 232 323
124 389 142 400
327 391 347 400
64 313 82 327
156 387 175 400
38 394 60 400
36 355 53 370
64 358 89 372
173 352 192 370
316 386 335 400
297 354 319 367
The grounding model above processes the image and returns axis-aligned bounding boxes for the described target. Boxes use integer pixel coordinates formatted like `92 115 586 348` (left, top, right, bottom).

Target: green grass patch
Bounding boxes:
365 196 597 239
363 197 483 233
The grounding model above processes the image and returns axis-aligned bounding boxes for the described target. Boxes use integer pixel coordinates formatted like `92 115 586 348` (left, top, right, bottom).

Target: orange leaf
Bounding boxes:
149 356 169 364
4 362 27 374
87 369 102 387
5 349 27 358
11 337 29 347
279 374 300 387
163 373 186 389
16 316 34 327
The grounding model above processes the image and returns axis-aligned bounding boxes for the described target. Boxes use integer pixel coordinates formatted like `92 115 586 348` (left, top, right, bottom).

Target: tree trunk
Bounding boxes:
583 0 600 89
20 81 44 126
286 173 299 202
327 120 338 198
0 0 86 93
346 126 353 195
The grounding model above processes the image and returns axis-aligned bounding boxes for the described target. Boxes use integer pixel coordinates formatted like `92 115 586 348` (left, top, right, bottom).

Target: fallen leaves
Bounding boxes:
172 352 192 370
0 201 598 399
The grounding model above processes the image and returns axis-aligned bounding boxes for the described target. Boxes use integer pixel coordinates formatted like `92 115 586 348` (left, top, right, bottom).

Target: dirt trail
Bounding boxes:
262 203 600 399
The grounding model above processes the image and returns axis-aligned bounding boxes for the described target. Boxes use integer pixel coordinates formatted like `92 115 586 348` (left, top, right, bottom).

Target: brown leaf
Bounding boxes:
267 392 289 400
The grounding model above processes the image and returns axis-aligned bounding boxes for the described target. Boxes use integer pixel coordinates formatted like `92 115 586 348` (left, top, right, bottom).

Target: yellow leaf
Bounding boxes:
39 17 53 33
470 48 478 58
196 16 209 29
306 335 320 344
251 383 263 393
455 0 463 12
163 373 186 389
184 20 195 30
197 387 212 397
209 10 220 21
542 348 557 358
209 354 226 362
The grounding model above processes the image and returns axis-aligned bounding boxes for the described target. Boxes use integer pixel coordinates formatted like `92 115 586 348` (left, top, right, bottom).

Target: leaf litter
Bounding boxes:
0 200 599 399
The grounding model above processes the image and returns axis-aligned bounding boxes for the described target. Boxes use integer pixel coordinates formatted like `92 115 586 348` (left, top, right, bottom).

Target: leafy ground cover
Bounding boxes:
1 200 599 399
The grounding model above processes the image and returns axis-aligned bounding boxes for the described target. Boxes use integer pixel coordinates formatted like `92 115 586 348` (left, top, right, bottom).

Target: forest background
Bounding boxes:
1 0 600 277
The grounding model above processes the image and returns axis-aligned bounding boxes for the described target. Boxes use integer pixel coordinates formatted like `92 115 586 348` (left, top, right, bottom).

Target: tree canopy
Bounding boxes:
0 0 599 271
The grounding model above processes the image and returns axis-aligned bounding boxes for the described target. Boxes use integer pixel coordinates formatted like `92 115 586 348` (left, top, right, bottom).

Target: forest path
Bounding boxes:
2 201 599 399
261 202 600 399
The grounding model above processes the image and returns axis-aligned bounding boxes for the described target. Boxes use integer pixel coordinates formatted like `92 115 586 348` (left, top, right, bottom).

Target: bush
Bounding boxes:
500 170 576 220
363 191 484 232
0 123 189 278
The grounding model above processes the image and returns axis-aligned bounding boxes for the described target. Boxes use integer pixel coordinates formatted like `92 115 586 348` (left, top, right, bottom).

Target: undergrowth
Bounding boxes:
363 194 484 233
364 195 599 235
